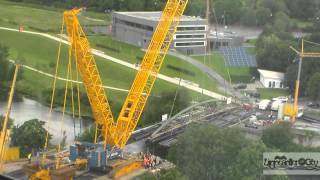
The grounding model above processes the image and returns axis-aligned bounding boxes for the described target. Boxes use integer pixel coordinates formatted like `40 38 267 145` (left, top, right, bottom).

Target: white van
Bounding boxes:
259 99 271 110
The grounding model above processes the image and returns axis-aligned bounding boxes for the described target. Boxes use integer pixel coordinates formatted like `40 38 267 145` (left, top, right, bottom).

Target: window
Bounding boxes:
187 49 194 55
175 34 205 39
222 42 228 46
280 82 283 88
272 81 275 88
175 41 206 47
269 81 272 88
116 18 153 31
177 25 206 32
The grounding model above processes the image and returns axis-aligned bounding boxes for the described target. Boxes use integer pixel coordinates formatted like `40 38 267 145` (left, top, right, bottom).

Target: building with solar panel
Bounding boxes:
112 11 208 55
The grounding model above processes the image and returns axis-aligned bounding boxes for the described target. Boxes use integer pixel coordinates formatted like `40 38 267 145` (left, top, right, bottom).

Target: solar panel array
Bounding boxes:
220 47 257 67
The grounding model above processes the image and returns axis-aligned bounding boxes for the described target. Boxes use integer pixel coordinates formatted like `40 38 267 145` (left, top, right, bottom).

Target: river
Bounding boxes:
0 98 92 145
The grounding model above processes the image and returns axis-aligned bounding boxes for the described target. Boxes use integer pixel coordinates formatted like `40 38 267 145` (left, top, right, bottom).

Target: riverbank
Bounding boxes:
0 98 92 145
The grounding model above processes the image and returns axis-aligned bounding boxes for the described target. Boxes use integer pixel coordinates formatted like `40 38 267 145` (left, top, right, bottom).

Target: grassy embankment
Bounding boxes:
0 29 215 118
257 88 290 99
193 52 254 83
0 0 110 32
87 35 219 92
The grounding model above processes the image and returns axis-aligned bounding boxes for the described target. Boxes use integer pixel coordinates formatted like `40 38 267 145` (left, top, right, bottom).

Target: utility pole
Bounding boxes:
206 0 211 52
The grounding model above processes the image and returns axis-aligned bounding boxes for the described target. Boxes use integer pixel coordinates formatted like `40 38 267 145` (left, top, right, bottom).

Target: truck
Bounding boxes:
271 100 282 111
259 99 271 110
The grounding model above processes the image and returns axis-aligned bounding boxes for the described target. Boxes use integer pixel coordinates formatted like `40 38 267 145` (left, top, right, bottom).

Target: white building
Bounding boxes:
258 69 285 88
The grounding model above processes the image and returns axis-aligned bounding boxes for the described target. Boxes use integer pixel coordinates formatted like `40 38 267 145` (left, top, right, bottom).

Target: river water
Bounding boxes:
0 98 91 145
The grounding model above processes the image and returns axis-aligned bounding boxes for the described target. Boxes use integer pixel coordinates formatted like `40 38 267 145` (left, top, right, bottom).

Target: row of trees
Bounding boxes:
10 0 320 27
142 122 319 180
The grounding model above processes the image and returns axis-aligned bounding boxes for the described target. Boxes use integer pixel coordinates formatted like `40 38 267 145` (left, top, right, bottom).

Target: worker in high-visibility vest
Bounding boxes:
28 153 32 163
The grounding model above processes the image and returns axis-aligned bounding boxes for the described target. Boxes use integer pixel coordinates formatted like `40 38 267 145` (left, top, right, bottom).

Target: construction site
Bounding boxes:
1 0 320 179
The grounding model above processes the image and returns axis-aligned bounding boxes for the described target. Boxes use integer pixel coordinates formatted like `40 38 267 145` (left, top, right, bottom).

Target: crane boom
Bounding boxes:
64 9 115 144
114 0 188 148
63 0 188 149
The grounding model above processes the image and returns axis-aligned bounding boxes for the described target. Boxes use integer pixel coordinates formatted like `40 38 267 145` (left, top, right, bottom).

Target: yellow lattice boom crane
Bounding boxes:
64 0 188 149
284 39 320 122
24 0 188 179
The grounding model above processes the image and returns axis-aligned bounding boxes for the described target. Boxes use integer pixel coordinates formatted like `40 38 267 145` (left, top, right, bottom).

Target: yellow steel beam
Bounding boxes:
0 64 19 172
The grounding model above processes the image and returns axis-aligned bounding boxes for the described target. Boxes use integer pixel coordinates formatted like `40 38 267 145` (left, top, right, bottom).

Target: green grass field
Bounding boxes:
246 39 257 45
0 29 215 115
87 35 219 91
0 0 110 32
257 88 290 99
193 53 254 83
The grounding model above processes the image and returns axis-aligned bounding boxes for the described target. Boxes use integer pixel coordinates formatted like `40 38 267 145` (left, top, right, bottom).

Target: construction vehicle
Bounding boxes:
0 65 19 173
24 0 188 179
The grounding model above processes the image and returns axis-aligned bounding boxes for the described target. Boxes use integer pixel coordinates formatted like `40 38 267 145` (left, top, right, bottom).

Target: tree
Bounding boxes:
213 0 243 24
240 7 256 26
284 64 298 94
256 7 272 26
285 60 320 97
258 0 288 15
273 12 292 32
168 124 287 180
0 44 10 85
141 169 187 180
225 143 288 180
306 72 320 99
312 12 320 31
256 34 293 72
139 88 191 126
185 0 206 17
11 119 51 157
285 0 319 20
0 115 14 130
261 122 295 151
78 124 95 142
168 124 250 180
124 0 144 11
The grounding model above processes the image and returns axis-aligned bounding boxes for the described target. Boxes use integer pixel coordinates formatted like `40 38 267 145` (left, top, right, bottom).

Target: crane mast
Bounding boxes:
63 0 188 149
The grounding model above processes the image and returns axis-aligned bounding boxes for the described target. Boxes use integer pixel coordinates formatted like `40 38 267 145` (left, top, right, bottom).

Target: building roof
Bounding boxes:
115 11 206 22
258 69 284 80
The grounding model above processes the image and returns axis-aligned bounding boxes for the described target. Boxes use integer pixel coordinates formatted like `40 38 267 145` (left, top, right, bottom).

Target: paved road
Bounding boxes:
0 26 226 100
169 51 245 99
